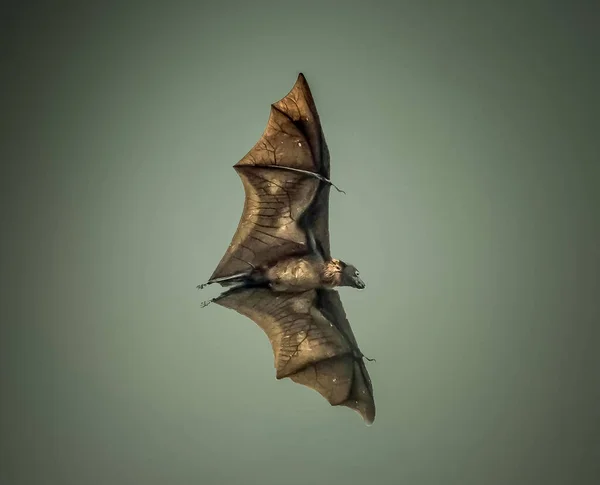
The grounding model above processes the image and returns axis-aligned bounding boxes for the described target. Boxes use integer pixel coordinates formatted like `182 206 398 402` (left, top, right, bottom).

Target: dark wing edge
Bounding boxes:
270 73 331 179
273 73 332 260
313 289 375 423
215 287 376 425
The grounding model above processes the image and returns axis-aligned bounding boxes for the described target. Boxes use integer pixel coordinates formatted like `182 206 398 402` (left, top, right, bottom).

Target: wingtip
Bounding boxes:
344 398 376 425
361 404 376 426
296 72 309 88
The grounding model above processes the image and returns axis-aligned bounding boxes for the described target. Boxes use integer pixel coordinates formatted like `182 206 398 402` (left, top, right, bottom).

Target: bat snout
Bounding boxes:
354 277 366 290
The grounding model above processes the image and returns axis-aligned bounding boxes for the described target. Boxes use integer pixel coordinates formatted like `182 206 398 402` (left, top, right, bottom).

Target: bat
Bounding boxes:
198 73 375 424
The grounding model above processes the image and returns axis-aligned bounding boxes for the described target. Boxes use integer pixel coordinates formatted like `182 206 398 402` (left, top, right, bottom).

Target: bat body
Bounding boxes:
199 74 375 424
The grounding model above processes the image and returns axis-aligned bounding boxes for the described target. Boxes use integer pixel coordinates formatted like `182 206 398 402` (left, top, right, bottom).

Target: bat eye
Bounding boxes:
355 270 359 276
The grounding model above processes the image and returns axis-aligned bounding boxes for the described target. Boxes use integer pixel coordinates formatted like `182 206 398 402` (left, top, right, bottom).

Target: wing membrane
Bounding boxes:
216 287 376 424
272 74 332 259
210 74 334 281
273 73 330 178
210 167 319 280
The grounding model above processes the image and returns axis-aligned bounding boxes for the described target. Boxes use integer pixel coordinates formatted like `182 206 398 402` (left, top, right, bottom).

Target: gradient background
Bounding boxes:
1 1 598 484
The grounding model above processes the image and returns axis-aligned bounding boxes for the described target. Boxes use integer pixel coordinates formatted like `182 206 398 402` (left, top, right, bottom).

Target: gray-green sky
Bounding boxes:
1 1 598 484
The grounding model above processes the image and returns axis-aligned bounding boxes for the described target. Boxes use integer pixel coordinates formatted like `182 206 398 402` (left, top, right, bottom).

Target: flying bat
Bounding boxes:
198 73 375 424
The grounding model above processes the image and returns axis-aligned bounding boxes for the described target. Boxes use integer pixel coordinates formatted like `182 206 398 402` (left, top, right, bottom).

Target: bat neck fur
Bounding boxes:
321 258 345 288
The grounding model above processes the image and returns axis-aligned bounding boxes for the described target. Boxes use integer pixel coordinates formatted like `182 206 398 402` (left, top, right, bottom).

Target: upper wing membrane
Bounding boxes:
209 166 319 280
210 74 333 280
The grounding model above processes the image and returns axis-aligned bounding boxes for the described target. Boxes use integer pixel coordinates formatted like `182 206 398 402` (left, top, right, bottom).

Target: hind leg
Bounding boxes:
196 272 250 290
199 279 269 308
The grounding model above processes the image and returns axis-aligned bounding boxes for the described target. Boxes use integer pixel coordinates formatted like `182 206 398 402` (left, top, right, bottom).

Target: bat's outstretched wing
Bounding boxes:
210 74 332 282
215 287 376 424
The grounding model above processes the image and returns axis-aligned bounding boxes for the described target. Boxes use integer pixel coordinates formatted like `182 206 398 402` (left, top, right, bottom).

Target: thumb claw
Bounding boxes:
332 184 346 194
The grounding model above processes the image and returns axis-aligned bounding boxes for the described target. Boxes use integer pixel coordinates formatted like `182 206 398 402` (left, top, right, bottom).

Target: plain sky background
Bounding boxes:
1 1 598 484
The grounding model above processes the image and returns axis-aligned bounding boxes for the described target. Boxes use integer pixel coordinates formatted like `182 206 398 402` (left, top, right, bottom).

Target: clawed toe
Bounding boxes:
200 298 214 308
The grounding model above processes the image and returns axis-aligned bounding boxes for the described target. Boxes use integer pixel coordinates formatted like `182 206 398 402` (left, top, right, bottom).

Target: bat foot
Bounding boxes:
196 282 211 290
200 298 214 308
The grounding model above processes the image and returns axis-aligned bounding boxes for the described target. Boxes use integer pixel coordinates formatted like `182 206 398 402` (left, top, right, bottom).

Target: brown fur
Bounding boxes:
321 258 344 288
262 257 346 291
265 256 322 292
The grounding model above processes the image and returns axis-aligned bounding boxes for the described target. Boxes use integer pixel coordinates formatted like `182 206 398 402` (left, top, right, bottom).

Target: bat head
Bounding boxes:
325 259 365 289
340 262 366 289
